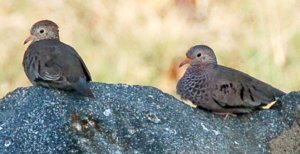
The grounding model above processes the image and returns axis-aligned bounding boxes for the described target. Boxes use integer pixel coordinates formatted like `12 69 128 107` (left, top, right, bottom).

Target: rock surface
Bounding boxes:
0 83 299 154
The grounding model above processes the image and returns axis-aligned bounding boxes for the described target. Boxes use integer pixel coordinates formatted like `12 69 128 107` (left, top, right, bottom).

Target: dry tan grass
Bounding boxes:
0 0 299 97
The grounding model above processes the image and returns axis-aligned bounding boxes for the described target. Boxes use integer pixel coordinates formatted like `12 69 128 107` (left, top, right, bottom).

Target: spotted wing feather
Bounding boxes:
210 65 285 110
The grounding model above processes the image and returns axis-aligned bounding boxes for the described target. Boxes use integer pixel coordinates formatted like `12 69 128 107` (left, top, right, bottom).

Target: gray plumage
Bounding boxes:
176 45 285 113
23 20 94 98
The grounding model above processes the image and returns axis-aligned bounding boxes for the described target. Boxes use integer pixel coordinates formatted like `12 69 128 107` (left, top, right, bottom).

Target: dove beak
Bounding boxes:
24 35 34 44
179 57 191 67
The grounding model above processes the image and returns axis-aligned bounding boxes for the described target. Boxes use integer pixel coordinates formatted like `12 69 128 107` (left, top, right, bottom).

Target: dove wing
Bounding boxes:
58 42 92 81
210 65 285 109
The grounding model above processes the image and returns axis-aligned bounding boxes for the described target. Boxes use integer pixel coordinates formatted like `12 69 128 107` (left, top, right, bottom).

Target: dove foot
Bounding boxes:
213 112 237 122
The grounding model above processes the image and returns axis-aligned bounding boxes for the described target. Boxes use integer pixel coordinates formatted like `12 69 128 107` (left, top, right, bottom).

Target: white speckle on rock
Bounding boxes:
115 150 122 154
118 84 130 88
4 140 11 147
29 128 38 134
128 128 136 134
234 141 239 145
146 113 161 123
165 128 177 135
201 123 209 131
147 138 155 144
79 138 89 144
148 95 154 98
72 122 82 131
0 126 2 131
103 109 112 116
212 130 220 135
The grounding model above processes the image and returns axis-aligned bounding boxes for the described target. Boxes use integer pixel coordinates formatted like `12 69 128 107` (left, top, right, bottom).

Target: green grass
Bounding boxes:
0 0 299 97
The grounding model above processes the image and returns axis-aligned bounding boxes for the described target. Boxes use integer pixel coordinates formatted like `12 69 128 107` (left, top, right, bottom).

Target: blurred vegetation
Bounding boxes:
0 0 299 97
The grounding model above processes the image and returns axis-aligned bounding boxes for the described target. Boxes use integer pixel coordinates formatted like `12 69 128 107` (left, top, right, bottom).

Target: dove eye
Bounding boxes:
39 29 45 34
197 53 202 57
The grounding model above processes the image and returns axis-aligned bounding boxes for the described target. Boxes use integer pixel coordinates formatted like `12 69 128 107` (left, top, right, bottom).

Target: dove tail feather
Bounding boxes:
72 78 95 98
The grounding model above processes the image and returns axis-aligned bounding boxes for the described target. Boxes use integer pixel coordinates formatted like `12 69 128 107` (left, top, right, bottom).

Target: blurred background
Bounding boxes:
0 0 299 98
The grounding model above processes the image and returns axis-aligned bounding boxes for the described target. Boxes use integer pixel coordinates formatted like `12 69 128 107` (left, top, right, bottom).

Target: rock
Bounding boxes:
269 123 300 154
0 83 299 153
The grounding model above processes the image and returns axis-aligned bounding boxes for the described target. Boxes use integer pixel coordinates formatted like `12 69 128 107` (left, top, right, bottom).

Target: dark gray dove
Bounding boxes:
23 20 94 98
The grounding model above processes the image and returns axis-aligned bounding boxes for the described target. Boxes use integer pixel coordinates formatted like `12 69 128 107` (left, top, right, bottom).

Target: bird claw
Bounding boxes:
213 112 237 122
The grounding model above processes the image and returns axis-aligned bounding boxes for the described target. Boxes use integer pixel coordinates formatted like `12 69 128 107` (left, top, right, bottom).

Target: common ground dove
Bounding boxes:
176 45 286 115
23 20 94 98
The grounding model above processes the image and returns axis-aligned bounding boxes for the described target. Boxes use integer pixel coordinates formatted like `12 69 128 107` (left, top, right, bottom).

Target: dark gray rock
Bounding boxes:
0 83 299 154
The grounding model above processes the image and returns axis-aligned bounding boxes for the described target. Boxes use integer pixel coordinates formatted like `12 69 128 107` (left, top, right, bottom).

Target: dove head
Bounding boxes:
179 45 217 68
24 20 59 44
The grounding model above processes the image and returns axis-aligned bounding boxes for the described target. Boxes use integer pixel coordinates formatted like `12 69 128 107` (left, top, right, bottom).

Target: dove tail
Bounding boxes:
277 89 286 96
72 78 95 98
